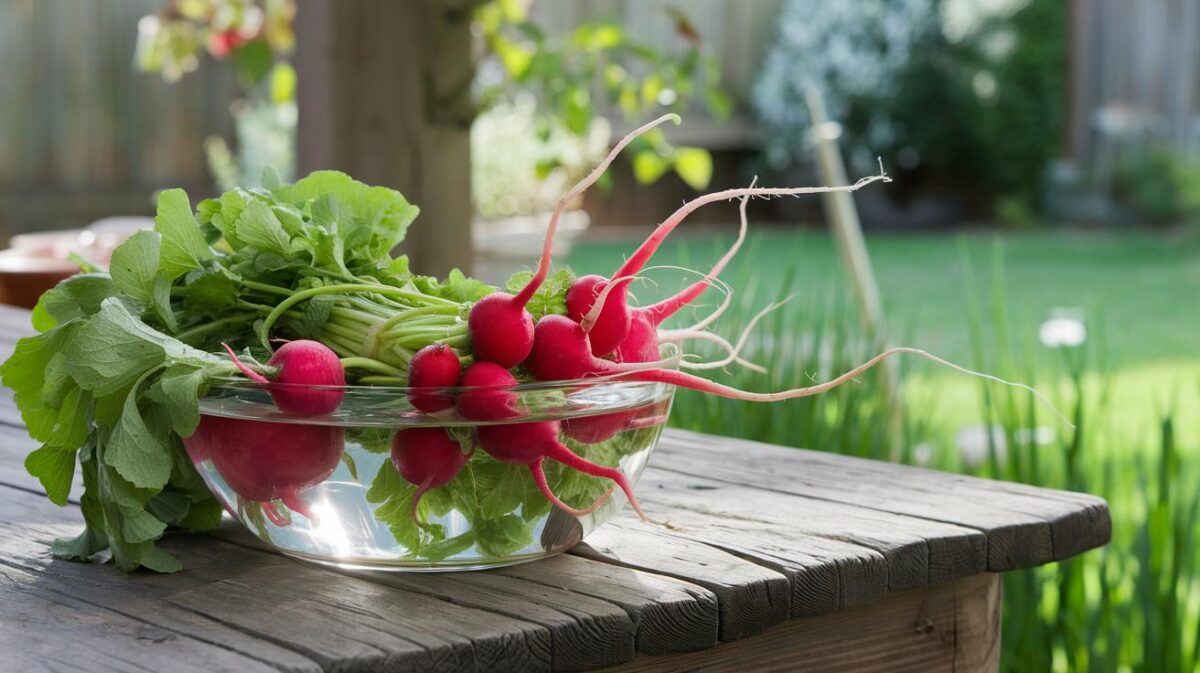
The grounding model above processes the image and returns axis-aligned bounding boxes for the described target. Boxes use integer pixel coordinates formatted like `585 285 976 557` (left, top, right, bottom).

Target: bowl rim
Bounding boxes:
204 371 674 395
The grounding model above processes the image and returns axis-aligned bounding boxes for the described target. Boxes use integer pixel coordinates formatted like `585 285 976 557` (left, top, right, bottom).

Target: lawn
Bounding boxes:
571 227 1200 671
568 228 1200 457
569 228 1199 366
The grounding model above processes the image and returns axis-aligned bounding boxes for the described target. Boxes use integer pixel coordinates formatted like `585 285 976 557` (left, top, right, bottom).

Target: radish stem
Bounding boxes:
516 113 681 308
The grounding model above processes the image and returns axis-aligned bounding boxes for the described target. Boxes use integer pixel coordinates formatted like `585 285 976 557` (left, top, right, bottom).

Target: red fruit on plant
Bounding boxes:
207 30 249 58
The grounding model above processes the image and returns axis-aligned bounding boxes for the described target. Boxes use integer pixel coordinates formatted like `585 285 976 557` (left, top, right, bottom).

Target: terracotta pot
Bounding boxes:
0 252 78 309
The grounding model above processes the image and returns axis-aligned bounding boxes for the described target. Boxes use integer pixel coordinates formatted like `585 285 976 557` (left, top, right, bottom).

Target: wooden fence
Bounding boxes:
1068 0 1200 164
10 0 1195 237
0 0 239 238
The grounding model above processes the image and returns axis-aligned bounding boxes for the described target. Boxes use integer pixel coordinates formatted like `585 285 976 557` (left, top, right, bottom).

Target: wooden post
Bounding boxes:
294 0 476 276
804 86 903 458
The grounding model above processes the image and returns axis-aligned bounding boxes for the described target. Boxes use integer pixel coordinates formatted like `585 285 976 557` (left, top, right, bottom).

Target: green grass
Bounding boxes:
569 228 1200 367
569 229 1200 445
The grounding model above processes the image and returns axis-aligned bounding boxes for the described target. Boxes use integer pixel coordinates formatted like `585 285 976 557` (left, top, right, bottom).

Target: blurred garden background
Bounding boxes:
2 0 1199 670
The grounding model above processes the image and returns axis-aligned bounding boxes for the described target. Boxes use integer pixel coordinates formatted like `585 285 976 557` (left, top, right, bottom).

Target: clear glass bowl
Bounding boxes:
185 376 675 571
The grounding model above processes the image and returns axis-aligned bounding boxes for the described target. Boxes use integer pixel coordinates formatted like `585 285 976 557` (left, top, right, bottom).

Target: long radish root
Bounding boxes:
529 462 616 518
605 347 1073 427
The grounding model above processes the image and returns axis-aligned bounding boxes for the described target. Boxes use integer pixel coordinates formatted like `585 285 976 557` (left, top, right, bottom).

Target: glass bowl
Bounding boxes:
185 375 675 571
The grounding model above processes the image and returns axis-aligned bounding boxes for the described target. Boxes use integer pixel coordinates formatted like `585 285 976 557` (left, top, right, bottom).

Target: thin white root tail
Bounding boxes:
672 295 793 373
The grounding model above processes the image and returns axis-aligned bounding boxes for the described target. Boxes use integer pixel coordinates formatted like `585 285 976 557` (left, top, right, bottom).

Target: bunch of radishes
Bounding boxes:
207 115 1058 529
388 115 896 523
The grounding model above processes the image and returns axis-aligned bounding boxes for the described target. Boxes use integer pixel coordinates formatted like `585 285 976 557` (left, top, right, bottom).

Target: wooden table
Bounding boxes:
0 306 1110 672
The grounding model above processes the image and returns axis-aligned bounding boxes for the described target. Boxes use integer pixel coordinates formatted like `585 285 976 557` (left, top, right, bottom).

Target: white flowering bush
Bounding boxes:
751 0 1066 213
752 0 935 171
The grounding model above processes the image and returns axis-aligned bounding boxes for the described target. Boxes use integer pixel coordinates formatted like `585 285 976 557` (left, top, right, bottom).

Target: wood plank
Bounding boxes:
594 514 887 618
204 490 726 657
598 573 1001 673
494 555 720 656
573 522 792 640
0 484 557 673
655 430 1111 566
0 438 726 666
0 563 288 673
638 469 987 589
359 569 637 669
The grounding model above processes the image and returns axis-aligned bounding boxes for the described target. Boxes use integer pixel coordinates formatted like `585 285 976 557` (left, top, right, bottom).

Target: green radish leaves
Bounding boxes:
1 169 502 573
505 268 576 319
2 297 231 572
154 188 212 280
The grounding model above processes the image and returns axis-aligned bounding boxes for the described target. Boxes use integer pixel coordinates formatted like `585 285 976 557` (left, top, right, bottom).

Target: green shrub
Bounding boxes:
753 0 1066 216
1113 148 1200 226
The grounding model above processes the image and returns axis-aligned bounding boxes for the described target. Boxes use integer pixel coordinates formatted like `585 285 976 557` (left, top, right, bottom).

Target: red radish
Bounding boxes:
390 427 470 522
407 343 462 412
612 312 660 364
468 114 680 367
562 395 673 444
565 275 634 357
572 173 889 357
525 315 605 381
466 294 536 368
476 420 646 520
224 341 346 416
455 361 522 421
184 414 344 525
600 188 754 364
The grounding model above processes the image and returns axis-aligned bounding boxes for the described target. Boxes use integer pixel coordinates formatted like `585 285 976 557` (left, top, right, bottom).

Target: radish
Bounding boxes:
454 361 523 421
223 340 346 416
562 399 669 444
184 415 344 526
467 114 680 367
612 191 752 365
571 173 889 357
390 427 470 522
476 421 642 519
406 343 462 412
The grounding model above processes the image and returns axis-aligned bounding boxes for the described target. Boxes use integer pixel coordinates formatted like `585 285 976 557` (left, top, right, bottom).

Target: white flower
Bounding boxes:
1039 312 1086 348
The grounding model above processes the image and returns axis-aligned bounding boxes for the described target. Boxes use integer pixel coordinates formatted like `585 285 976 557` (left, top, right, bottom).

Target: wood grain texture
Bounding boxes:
655 430 1111 568
574 521 792 640
597 573 1001 673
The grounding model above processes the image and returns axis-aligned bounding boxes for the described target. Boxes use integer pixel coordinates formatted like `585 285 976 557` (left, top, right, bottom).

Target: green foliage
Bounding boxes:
504 268 575 320
474 2 729 190
754 0 1066 214
957 249 1200 672
135 0 295 93
1113 147 1200 226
